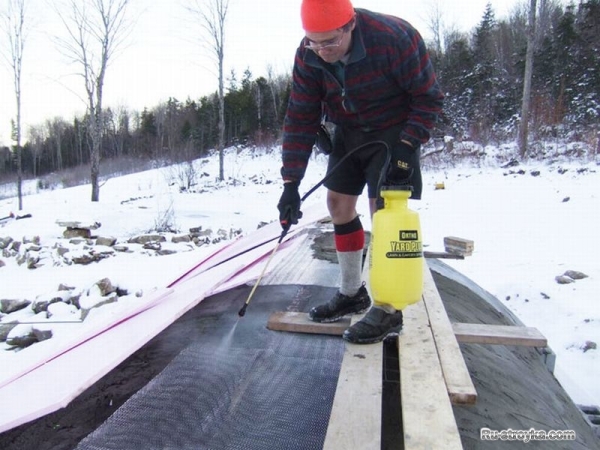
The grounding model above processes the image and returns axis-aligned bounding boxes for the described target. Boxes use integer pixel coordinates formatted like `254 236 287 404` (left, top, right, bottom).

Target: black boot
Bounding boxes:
342 307 403 344
308 285 371 323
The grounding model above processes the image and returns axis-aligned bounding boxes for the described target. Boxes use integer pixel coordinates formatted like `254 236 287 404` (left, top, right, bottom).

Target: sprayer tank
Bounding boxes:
369 186 423 310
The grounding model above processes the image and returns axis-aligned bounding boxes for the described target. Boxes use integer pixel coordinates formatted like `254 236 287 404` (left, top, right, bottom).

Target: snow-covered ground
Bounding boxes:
0 144 598 409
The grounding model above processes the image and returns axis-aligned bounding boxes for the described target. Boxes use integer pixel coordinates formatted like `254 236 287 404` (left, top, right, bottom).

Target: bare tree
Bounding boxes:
423 0 444 55
518 0 539 157
185 0 230 181
54 0 131 201
1 0 28 210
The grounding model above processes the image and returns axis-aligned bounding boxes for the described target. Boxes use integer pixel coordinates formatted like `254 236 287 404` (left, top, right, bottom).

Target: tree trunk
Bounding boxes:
518 0 538 158
90 121 101 201
55 0 130 202
4 0 27 210
218 81 225 180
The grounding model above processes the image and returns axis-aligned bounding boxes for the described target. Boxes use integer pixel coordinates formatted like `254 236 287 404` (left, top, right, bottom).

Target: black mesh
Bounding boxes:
76 285 344 450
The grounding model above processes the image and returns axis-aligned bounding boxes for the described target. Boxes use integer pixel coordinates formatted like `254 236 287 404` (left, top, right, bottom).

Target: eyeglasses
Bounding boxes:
304 30 346 52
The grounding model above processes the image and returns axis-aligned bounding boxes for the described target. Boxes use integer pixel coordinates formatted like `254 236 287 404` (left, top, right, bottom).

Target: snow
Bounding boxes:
0 144 598 410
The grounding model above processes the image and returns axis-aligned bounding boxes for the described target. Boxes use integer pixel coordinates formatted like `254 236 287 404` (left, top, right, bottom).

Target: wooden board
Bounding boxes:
399 300 464 450
424 251 465 260
444 236 474 256
422 265 478 405
323 313 382 450
324 245 381 450
267 311 350 336
453 322 547 347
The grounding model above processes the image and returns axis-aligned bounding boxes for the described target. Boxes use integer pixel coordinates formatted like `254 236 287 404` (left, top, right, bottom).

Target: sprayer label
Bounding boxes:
386 230 422 258
399 230 418 241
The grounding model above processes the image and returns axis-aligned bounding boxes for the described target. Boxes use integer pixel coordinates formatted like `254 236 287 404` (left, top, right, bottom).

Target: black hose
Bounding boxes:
301 140 391 204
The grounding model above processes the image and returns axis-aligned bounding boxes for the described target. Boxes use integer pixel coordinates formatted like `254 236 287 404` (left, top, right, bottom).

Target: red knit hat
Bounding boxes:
301 0 355 32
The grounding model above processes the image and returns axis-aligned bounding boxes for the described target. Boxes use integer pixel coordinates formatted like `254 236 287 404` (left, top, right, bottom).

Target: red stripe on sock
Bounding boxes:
334 229 365 252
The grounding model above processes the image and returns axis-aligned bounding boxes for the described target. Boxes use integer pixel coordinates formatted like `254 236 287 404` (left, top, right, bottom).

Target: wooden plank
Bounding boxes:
452 322 547 347
424 250 465 260
444 236 474 256
266 314 548 347
266 311 350 335
443 236 474 251
323 313 382 450
400 300 463 450
324 245 381 450
422 265 478 405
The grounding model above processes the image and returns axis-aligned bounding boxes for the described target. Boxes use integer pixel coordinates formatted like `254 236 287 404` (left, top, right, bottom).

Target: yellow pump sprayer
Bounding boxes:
369 186 423 310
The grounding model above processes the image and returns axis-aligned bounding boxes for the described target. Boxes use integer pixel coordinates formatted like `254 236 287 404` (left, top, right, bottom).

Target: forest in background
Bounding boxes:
0 0 598 182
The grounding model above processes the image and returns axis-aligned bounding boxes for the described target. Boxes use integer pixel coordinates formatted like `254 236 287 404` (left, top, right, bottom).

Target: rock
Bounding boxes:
562 197 570 203
6 324 36 348
0 322 18 341
0 299 31 314
0 259 4 268
58 283 76 291
555 275 575 284
64 228 92 239
69 254 92 265
530 170 541 177
190 228 212 238
172 234 191 243
47 301 79 320
582 341 597 353
143 241 161 251
95 278 116 297
32 327 53 342
157 249 177 256
94 246 115 257
0 236 13 249
6 334 37 348
96 236 117 246
68 238 87 245
127 234 166 245
26 253 41 269
71 251 107 265
564 270 588 280
32 291 72 314
56 246 70 257
22 236 40 245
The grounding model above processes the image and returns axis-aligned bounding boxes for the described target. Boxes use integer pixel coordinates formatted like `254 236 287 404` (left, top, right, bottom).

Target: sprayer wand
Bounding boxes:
237 216 292 317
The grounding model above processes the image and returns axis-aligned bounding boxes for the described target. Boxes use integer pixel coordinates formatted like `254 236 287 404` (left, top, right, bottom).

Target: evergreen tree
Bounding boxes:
470 3 500 140
438 32 475 137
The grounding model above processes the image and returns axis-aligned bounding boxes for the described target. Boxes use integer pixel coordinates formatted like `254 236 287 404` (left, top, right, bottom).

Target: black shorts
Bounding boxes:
323 125 422 199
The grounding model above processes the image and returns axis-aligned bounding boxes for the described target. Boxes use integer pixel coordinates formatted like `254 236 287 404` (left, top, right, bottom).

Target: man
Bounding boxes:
277 0 443 344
